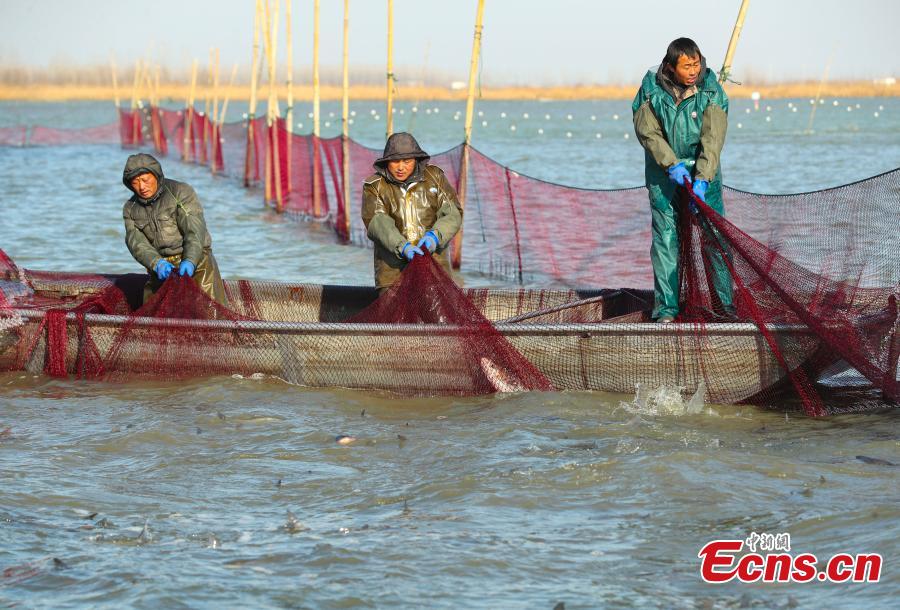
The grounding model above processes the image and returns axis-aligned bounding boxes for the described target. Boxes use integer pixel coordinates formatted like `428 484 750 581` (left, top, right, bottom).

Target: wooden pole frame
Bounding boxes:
211 48 221 173
806 48 835 134
262 0 273 203
452 0 485 270
719 0 750 84
130 60 142 145
130 60 141 110
220 64 239 126
286 0 293 195
341 0 351 240
247 0 263 188
143 64 161 151
263 0 284 211
312 0 320 138
153 65 161 108
183 59 199 161
385 0 394 139
312 0 322 216
110 57 121 109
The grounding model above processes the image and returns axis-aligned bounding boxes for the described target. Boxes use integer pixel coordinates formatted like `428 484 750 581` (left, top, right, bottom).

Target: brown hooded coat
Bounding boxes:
360 133 463 289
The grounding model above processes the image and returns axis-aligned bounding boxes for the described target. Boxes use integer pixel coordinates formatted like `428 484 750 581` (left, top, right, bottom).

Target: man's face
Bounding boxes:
130 172 159 199
387 158 416 182
673 54 702 87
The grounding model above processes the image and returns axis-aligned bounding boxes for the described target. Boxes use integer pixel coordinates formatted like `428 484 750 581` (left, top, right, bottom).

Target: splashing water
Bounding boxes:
619 381 707 416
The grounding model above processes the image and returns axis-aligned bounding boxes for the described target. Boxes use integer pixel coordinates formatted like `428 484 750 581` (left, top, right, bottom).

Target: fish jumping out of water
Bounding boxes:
479 357 528 393
137 519 152 544
285 510 306 533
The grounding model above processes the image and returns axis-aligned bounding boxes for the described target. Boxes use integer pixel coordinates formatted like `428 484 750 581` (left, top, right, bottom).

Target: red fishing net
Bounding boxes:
0 237 895 412
29 122 121 146
680 184 898 415
118 109 144 148
348 254 554 394
2 106 898 414
93 276 252 381
0 126 27 147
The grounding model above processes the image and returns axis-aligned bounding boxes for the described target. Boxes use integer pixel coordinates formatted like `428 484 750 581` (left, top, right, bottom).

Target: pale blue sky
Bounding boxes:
1 0 897 84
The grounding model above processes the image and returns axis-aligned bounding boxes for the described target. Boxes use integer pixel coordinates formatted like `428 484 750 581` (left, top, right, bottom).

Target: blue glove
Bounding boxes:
401 242 425 261
416 230 440 253
154 259 174 280
666 162 692 187
179 260 196 277
692 180 709 202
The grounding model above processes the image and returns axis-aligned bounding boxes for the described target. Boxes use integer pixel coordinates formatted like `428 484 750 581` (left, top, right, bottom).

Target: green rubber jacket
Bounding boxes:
632 66 728 205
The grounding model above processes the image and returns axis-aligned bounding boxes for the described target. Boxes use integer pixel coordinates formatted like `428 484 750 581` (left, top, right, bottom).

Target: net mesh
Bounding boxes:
0 126 27 147
1 240 896 412
347 254 554 394
2 107 898 413
681 183 898 415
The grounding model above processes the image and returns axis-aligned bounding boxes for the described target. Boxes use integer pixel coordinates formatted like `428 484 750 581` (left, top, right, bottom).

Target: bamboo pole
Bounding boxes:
130 60 141 144
142 64 160 151
312 0 320 136
286 0 294 195
312 0 322 216
212 49 221 128
247 0 263 188
183 59 198 161
719 0 750 84
140 61 152 107
385 0 394 139
138 62 152 145
130 60 141 109
211 48 221 173
341 0 351 240
271 0 283 211
153 65 163 152
806 48 835 134
110 57 121 108
154 65 161 107
203 48 214 164
452 0 486 270
262 0 273 203
264 0 284 211
220 64 239 125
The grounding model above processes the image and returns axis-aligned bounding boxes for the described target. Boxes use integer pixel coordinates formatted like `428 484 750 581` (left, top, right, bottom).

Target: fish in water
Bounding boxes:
2 560 43 585
479 357 528 393
137 519 152 544
285 510 306 533
856 455 896 466
335 435 356 445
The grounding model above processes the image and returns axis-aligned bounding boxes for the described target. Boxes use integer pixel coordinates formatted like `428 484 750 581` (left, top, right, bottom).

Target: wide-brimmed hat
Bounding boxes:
374 132 430 167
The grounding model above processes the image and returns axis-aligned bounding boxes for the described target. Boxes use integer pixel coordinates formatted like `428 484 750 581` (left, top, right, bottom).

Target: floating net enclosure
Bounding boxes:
1 109 897 414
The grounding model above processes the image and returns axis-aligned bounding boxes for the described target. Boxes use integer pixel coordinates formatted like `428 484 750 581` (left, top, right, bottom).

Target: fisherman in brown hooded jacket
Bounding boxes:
361 133 463 290
121 152 227 306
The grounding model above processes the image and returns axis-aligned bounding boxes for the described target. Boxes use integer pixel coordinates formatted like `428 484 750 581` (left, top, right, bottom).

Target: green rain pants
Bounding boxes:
648 178 734 320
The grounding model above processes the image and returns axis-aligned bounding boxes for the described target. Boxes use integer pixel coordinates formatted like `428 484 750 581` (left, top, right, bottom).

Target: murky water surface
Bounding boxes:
1 100 898 608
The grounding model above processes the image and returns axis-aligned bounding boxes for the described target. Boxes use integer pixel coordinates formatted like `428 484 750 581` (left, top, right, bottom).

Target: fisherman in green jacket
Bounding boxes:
632 37 734 323
361 132 463 290
122 153 227 306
